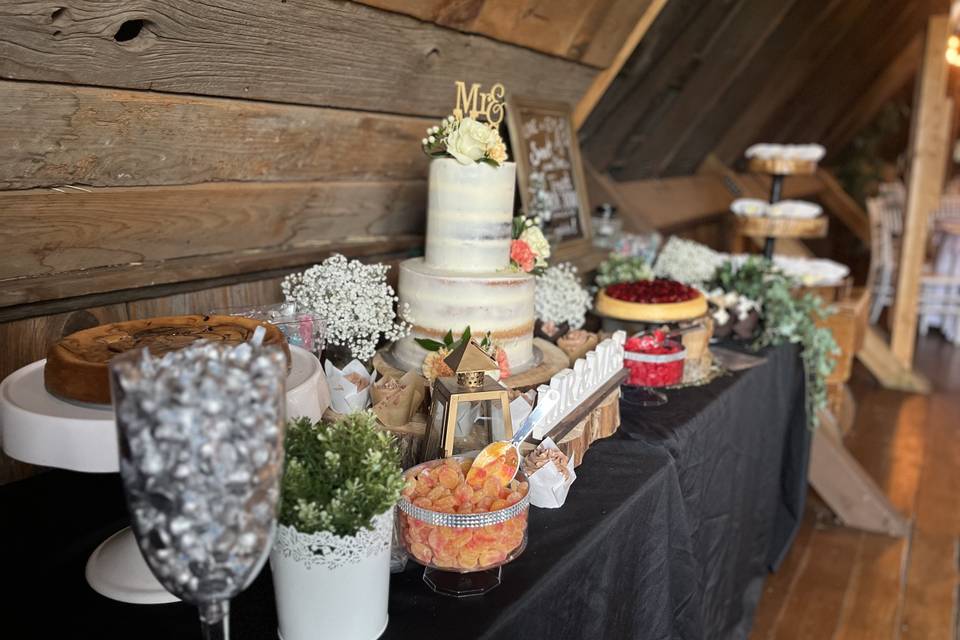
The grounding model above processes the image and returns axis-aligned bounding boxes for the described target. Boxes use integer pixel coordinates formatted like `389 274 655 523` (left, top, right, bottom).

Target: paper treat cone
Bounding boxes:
525 437 576 509
324 359 374 414
371 371 425 428
557 331 599 367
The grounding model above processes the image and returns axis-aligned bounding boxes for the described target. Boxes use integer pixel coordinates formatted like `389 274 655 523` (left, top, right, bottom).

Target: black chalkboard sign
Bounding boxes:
505 96 592 252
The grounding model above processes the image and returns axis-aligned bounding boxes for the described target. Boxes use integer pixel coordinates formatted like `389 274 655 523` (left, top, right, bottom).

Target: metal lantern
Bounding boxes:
423 339 513 460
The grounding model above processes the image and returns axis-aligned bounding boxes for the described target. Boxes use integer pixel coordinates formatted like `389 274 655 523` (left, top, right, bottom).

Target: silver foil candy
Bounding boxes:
110 342 286 606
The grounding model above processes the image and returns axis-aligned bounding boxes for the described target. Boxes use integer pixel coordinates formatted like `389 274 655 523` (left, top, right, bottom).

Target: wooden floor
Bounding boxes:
750 334 960 640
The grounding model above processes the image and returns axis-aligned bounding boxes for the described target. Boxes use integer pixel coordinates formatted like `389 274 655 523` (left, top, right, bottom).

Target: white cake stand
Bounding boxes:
0 345 329 605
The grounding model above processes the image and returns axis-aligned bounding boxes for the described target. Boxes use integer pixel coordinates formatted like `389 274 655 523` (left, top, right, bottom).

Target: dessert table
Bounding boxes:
0 344 806 640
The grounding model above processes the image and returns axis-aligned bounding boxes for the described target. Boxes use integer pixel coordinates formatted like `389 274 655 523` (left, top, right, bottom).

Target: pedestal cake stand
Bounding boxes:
0 345 329 605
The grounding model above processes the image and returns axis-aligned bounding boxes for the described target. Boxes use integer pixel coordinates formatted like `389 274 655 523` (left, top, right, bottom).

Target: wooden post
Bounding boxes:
572 0 669 131
890 15 952 367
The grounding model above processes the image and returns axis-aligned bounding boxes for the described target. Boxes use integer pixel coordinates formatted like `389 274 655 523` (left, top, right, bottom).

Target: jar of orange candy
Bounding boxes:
396 455 529 596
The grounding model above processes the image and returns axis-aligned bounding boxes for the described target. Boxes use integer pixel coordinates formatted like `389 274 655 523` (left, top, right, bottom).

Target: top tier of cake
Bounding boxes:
424 159 516 273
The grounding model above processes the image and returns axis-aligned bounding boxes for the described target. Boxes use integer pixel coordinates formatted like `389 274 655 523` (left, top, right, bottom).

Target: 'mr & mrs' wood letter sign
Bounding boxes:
453 81 506 126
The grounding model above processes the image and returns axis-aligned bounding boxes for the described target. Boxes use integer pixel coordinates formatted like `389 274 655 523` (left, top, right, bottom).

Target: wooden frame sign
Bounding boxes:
506 96 592 254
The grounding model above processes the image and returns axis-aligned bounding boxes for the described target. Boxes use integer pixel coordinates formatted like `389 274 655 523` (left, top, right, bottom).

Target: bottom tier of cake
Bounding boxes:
394 258 535 374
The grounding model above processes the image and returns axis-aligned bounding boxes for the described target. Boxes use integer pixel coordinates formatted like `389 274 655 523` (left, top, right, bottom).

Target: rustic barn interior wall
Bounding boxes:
0 0 946 482
0 0 653 483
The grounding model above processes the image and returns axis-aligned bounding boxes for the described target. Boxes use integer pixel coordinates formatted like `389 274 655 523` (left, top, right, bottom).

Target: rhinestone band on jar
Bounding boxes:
397 494 529 528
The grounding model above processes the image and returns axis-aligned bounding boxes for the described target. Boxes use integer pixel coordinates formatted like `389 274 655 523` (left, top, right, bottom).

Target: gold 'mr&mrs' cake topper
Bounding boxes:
453 81 505 126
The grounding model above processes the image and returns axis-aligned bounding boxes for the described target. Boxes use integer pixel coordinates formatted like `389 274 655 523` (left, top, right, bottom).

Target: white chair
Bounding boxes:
867 191 960 344
866 195 900 323
919 196 960 341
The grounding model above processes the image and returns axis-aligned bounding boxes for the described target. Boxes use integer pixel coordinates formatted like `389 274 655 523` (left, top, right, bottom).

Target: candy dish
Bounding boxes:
623 332 686 388
396 455 530 596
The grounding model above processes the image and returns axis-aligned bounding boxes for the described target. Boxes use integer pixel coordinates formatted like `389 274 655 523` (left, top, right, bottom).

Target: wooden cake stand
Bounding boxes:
748 156 818 175
747 155 822 258
735 215 828 241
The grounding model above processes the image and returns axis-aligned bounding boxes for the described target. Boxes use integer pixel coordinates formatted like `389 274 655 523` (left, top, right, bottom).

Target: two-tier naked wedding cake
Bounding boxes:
392 159 537 374
391 88 550 376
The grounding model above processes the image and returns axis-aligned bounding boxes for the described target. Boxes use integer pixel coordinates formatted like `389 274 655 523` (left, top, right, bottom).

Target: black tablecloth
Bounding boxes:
618 343 809 639
0 344 806 640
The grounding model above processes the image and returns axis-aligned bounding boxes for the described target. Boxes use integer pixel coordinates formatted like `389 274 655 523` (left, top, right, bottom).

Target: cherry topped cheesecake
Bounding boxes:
595 279 707 323
44 315 290 405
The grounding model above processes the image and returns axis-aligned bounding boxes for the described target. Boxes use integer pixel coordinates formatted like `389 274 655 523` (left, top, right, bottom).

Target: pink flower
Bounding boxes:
510 239 536 272
422 347 453 383
496 347 511 379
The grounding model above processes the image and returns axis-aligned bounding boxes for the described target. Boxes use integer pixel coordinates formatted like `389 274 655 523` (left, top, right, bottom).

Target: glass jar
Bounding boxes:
396 456 529 574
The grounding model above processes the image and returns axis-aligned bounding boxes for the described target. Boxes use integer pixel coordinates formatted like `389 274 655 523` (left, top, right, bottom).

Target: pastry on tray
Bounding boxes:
44 315 290 405
595 279 707 323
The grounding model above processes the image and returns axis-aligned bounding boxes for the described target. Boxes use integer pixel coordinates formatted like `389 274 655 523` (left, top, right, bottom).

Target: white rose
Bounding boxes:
445 117 497 165
520 226 551 260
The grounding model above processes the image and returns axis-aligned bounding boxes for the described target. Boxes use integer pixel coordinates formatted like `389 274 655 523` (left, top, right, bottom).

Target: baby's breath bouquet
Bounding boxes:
279 412 404 537
281 254 410 362
535 263 592 329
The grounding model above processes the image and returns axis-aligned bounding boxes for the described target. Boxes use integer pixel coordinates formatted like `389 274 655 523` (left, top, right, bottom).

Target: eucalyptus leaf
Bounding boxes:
708 256 838 429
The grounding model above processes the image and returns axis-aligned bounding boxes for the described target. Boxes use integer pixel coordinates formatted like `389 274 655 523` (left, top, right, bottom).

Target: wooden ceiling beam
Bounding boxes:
765 0 932 149
815 170 872 245
710 0 876 165
821 33 923 154
352 0 663 69
577 0 667 68
612 175 736 230
581 0 741 172
660 0 839 176
573 0 668 130
612 0 800 180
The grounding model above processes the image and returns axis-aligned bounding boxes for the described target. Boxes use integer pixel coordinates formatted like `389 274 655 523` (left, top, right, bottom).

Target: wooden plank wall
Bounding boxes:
0 0 653 483
0 0 601 310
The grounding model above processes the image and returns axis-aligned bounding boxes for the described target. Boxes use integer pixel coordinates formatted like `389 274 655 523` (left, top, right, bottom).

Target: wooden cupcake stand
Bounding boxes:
738 154 907 537
745 157 828 259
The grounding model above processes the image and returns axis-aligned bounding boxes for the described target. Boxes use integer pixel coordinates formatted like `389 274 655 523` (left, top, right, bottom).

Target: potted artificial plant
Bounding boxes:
271 411 404 640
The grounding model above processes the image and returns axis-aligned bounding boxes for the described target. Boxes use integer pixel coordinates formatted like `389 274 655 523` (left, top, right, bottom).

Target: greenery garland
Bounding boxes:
709 257 839 428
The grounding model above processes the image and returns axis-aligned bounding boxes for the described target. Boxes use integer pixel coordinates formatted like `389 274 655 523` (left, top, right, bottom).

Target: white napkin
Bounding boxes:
324 359 374 414
509 394 534 432
527 437 576 509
